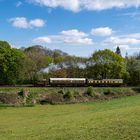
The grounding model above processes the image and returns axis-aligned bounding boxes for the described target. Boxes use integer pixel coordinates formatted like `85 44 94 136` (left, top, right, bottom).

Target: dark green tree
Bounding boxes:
115 46 121 56
126 58 140 85
0 41 25 85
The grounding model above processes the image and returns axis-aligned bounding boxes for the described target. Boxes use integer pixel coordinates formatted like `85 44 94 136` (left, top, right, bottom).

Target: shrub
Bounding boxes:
86 87 94 96
104 89 115 96
63 90 72 99
73 90 79 96
58 89 65 95
26 93 34 104
92 92 101 98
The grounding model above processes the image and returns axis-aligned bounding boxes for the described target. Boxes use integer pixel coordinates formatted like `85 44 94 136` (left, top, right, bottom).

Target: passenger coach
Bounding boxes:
49 78 86 86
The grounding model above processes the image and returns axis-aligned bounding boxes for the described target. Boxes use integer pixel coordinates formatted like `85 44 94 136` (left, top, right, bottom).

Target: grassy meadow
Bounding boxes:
0 95 140 140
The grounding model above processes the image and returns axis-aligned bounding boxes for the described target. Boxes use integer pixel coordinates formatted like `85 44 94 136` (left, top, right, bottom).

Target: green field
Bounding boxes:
0 95 140 140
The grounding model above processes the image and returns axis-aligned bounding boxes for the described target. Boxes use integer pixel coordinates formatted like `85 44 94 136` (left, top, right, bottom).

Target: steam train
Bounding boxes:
34 78 123 87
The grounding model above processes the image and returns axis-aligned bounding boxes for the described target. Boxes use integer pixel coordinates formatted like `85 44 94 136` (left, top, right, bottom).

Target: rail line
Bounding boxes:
0 85 139 88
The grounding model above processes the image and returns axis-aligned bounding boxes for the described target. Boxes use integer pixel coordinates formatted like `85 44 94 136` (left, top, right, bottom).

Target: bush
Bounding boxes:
86 87 94 96
26 93 34 104
73 90 79 97
104 89 115 96
92 92 101 98
63 90 72 99
58 89 65 95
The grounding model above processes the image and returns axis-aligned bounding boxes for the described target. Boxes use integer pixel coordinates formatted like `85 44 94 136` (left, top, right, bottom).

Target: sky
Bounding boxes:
1 0 140 57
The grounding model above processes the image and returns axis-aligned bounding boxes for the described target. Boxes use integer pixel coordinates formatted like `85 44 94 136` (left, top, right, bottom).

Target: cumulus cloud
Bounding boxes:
104 36 140 45
91 27 113 36
29 0 80 12
29 19 45 27
60 29 93 45
33 36 52 43
61 29 87 37
33 29 93 45
9 17 45 29
29 0 140 12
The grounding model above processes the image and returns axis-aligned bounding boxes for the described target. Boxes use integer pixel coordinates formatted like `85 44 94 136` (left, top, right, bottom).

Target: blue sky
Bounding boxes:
1 0 140 57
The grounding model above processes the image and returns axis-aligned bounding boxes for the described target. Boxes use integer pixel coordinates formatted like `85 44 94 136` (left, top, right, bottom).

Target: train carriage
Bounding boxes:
87 79 123 86
49 78 86 86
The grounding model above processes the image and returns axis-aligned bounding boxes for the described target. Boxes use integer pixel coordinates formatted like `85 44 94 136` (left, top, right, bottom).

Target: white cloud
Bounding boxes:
29 0 80 12
61 29 87 37
9 17 45 29
60 29 93 45
9 17 29 28
33 36 52 43
63 37 93 45
33 29 93 45
29 19 45 27
91 27 113 36
118 45 140 50
81 0 140 11
104 36 140 45
29 0 140 12
120 33 140 39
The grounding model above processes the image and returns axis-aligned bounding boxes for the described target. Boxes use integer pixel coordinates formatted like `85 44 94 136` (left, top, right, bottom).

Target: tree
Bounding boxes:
24 46 53 82
115 46 121 56
87 49 128 79
126 57 140 85
0 41 25 85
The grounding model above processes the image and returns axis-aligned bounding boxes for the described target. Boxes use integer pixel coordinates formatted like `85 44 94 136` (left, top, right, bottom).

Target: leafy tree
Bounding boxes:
87 49 128 79
0 41 25 85
53 69 67 78
24 46 53 82
126 58 140 85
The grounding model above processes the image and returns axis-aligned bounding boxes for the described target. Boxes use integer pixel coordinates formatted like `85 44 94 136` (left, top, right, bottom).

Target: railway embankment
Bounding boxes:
0 87 140 106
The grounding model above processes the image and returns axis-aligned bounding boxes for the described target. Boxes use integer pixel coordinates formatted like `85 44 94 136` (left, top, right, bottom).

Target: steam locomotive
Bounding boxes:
34 78 123 87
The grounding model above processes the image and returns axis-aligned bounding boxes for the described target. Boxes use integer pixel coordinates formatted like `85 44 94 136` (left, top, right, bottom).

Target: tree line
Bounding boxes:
0 41 140 85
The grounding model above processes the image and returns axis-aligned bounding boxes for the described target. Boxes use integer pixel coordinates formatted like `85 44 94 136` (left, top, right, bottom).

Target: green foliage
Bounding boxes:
73 90 79 96
86 86 94 96
87 49 128 79
0 41 25 85
103 89 113 95
126 58 140 85
26 93 34 104
63 90 73 99
58 89 65 95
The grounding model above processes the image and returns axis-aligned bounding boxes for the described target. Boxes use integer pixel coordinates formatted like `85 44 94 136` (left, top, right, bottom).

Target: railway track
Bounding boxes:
0 85 139 88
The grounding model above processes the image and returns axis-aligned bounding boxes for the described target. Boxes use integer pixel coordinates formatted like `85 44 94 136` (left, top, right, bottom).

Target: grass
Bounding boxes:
0 86 138 95
0 95 140 140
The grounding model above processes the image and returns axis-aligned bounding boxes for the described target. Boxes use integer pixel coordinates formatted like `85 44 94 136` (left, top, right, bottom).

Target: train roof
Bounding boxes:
88 79 123 80
50 78 86 80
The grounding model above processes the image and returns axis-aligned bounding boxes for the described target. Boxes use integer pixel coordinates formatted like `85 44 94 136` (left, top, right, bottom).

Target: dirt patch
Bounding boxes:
37 92 138 105
0 93 22 105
